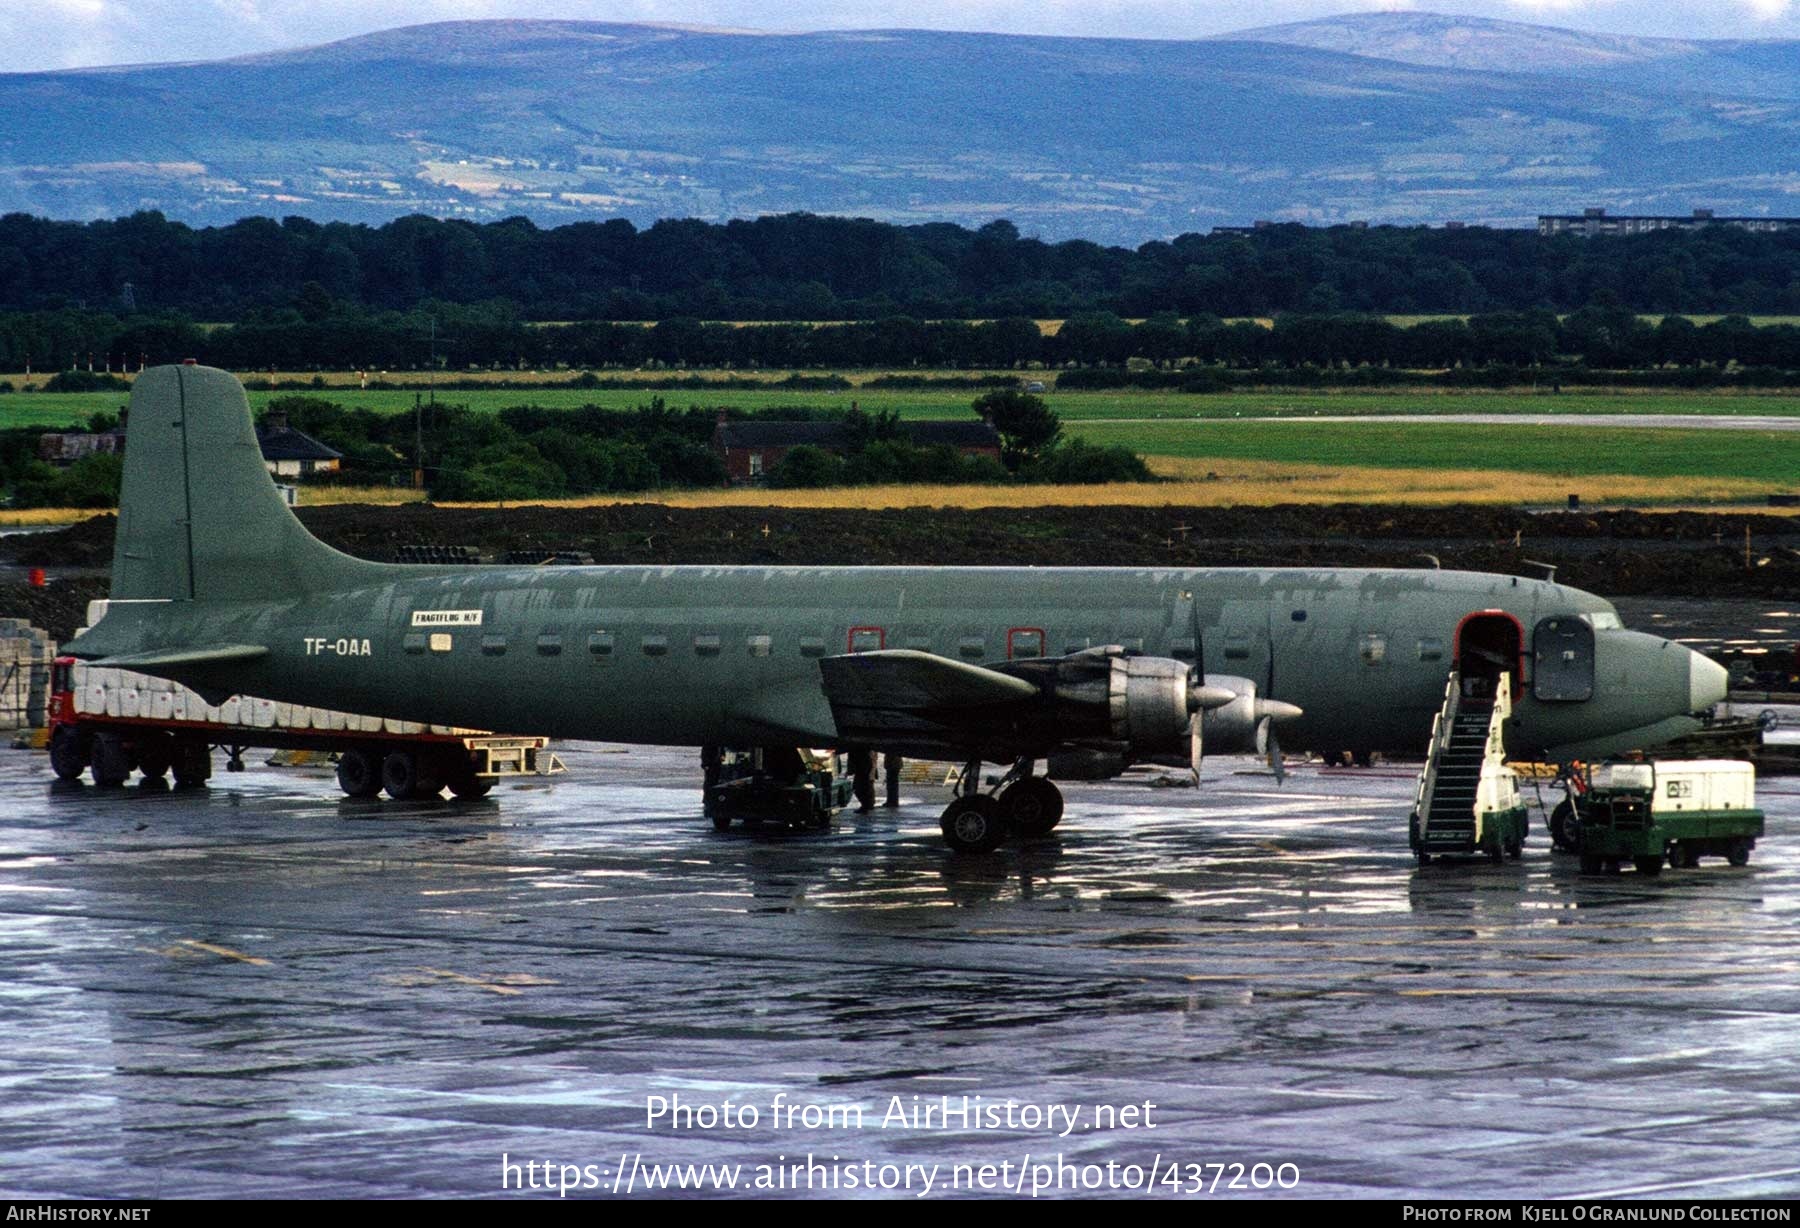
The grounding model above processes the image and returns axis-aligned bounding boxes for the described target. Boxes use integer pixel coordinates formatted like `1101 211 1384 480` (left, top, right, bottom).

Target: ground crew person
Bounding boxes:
884 752 902 807
848 747 876 813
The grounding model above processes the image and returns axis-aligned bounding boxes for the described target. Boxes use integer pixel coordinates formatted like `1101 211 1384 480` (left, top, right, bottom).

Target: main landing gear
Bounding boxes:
938 759 1065 853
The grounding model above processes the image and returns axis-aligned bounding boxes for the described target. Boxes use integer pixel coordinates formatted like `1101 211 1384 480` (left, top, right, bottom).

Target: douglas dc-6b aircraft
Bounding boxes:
67 365 1728 851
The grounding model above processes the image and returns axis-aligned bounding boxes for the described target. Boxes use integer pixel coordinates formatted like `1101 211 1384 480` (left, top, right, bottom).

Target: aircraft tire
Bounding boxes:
336 748 381 798
1000 777 1063 837
90 734 131 787
940 796 1007 853
49 726 89 781
1550 800 1581 852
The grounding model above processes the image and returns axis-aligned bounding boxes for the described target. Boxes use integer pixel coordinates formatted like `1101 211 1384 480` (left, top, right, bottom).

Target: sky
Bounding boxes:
10 0 1800 73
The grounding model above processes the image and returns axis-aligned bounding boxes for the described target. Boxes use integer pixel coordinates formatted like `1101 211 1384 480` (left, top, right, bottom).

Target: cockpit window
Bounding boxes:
1585 612 1623 631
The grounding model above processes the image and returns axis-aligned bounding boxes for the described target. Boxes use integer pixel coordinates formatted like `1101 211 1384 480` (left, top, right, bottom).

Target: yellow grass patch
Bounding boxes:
438 457 1784 512
0 507 101 526
294 485 428 507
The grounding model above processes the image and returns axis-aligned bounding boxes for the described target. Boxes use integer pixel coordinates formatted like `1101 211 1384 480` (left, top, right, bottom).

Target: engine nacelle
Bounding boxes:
1201 674 1304 753
1012 646 1233 760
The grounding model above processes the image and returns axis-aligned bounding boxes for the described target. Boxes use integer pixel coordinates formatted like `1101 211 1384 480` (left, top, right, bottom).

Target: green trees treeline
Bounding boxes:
11 300 1800 381
6 211 1800 322
0 393 1147 507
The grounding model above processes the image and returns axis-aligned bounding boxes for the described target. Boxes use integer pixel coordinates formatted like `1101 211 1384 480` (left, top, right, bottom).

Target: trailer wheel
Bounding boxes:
1634 854 1664 877
49 726 90 781
1579 853 1603 875
711 810 733 832
336 748 381 798
446 773 493 800
1727 840 1752 868
382 750 442 801
136 733 173 782
172 741 212 788
90 734 131 787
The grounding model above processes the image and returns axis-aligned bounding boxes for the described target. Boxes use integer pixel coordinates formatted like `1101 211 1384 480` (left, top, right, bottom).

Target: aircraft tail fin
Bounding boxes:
111 364 386 603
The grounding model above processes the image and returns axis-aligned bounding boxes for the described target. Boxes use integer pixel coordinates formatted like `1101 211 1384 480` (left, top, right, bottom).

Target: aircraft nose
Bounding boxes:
1688 650 1728 713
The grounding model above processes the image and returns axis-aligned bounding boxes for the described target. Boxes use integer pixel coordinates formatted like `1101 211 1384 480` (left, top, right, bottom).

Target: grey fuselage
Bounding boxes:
97 561 1710 763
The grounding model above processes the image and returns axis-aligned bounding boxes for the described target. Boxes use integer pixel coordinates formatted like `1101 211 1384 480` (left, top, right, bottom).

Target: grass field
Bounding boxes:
8 384 1800 432
1064 421 1799 487
4 375 1794 517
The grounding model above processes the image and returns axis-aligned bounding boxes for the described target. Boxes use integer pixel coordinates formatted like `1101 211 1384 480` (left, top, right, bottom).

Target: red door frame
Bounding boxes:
1006 627 1046 659
1453 609 1525 699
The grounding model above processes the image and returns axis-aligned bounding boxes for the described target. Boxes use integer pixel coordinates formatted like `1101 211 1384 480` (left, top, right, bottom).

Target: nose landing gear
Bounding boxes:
938 759 1066 853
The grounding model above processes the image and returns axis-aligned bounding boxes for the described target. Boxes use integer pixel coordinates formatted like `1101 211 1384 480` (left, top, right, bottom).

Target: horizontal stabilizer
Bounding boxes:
86 643 270 670
819 650 1039 710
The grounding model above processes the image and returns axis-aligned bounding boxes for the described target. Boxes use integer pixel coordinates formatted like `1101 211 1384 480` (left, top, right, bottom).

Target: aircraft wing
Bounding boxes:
817 650 1040 753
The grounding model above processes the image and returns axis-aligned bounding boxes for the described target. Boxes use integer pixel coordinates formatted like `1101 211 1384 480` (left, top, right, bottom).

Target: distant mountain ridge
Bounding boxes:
3 13 1800 242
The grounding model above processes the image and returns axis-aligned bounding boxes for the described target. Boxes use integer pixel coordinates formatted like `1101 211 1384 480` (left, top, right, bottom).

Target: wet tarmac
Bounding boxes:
1 744 1798 1200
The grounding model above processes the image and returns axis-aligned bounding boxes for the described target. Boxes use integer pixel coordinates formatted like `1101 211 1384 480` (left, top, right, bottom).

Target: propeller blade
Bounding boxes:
1269 730 1287 785
1188 712 1203 787
1255 715 1271 756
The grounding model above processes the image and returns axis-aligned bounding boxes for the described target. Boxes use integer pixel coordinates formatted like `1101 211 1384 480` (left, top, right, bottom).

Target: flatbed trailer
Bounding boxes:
1569 759 1764 876
47 654 553 800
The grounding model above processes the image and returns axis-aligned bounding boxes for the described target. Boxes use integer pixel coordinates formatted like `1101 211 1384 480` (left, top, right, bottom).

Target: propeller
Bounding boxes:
1187 590 1213 786
1263 613 1292 784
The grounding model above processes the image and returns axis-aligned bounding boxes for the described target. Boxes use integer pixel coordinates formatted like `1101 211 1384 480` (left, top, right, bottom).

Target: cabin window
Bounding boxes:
849 627 885 653
958 636 986 659
694 634 722 657
749 452 764 478
536 630 563 656
1168 635 1195 661
747 635 772 658
428 633 453 654
481 634 507 656
1291 609 1308 622
1062 637 1091 655
403 633 427 655
1417 637 1444 662
641 635 669 657
904 635 933 652
1121 637 1144 653
1221 630 1250 660
588 631 614 657
799 636 826 658
1008 628 1045 659
1359 633 1387 665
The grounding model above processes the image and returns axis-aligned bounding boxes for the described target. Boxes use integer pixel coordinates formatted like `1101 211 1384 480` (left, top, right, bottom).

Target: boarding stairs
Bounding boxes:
1413 670 1511 855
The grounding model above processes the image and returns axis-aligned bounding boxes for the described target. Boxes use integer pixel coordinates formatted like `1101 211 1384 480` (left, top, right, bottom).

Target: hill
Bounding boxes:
2 17 1800 241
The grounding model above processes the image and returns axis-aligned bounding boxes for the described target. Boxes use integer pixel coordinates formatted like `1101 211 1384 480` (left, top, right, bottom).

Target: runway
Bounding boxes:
0 743 1796 1199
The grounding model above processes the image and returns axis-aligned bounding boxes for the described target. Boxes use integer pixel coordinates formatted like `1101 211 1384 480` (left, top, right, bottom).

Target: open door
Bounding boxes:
1454 610 1523 700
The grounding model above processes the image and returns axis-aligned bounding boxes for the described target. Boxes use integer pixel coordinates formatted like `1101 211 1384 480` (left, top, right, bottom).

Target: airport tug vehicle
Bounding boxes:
1410 669 1530 864
1563 759 1763 876
703 746 853 831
